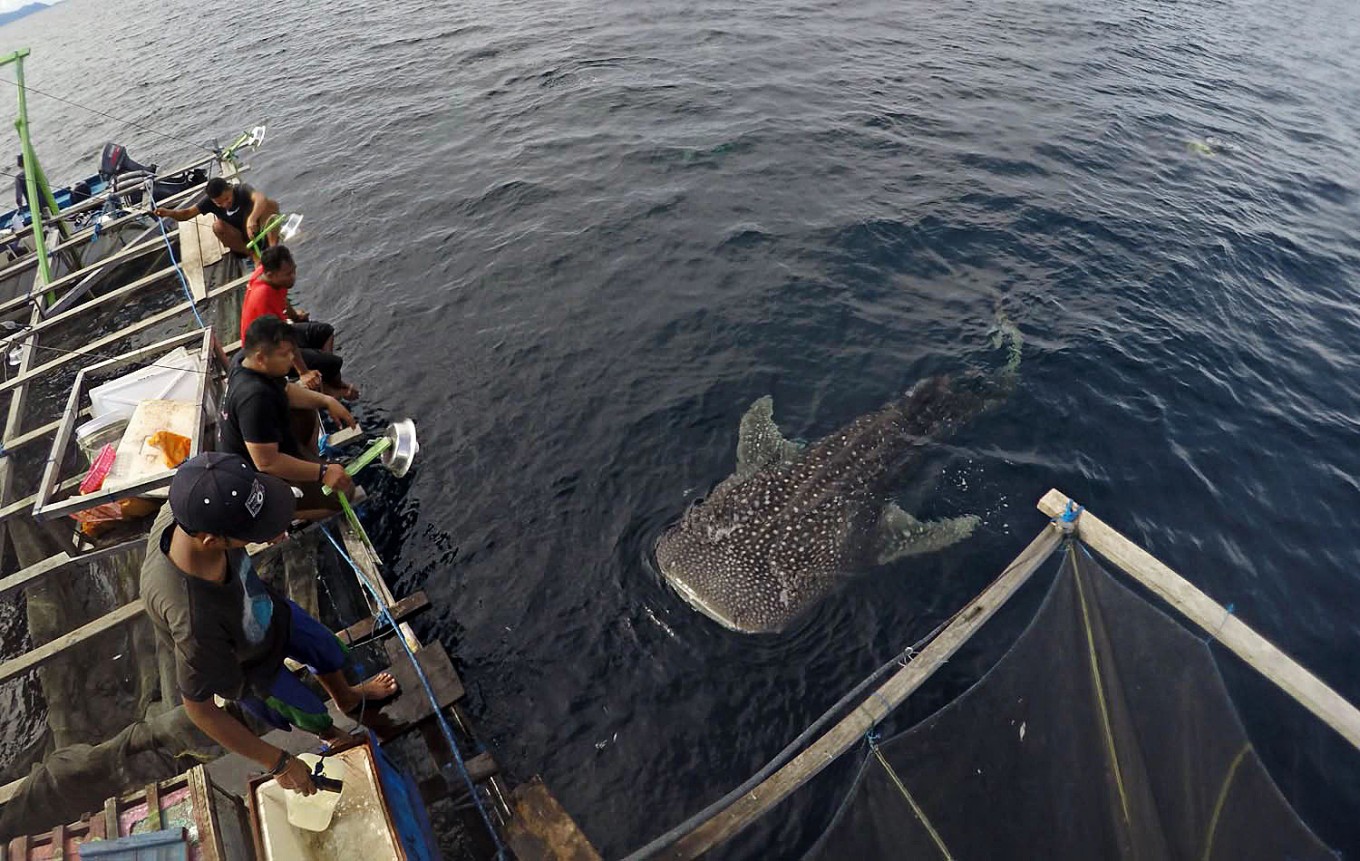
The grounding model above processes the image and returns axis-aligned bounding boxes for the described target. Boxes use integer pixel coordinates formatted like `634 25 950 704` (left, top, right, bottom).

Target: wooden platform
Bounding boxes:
175 213 225 301
506 777 603 861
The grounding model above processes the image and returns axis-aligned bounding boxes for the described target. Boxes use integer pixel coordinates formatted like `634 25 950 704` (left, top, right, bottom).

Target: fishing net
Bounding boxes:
804 546 1335 860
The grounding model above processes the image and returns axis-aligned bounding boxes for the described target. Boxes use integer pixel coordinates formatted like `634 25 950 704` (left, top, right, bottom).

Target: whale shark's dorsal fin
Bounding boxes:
735 395 803 482
875 502 981 564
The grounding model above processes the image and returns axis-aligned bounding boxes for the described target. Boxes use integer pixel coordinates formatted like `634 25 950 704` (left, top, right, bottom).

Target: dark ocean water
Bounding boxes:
3 0 1360 855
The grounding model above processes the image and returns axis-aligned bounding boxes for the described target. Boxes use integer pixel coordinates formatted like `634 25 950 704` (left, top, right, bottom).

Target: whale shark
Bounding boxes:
655 324 1020 634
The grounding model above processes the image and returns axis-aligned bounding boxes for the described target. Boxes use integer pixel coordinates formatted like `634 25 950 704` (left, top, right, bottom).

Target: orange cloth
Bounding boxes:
147 430 192 468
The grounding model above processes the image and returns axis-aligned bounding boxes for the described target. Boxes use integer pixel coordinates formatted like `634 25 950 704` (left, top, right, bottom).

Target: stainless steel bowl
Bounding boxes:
381 418 419 478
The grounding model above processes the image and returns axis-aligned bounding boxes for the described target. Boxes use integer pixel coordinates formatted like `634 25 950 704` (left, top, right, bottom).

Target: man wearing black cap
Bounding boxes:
141 452 397 796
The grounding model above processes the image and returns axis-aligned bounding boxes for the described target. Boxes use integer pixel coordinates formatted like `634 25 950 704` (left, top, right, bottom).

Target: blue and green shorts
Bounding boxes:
238 600 348 734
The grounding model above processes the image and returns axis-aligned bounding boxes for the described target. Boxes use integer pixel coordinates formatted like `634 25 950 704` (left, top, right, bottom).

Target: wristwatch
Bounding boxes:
318 461 327 484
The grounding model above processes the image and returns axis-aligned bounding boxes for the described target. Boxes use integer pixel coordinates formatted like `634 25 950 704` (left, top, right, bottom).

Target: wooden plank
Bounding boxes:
0 273 247 397
365 639 464 738
0 599 145 684
505 776 603 861
21 262 179 340
337 590 430 646
2 407 88 454
340 522 420 652
0 154 216 246
176 214 222 301
0 474 80 522
325 425 365 449
0 159 244 298
417 752 500 804
650 523 1064 860
1037 488 1360 753
0 536 143 602
31 228 173 300
29 367 86 521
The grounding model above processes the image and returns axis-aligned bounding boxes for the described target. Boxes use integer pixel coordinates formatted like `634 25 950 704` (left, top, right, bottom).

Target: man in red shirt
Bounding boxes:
240 246 358 400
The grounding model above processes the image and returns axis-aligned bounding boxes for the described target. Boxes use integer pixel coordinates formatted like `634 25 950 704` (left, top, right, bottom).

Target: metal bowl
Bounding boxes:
381 418 419 478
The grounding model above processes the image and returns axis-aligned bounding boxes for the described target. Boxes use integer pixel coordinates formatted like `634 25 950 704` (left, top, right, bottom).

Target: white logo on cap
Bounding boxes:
245 479 265 518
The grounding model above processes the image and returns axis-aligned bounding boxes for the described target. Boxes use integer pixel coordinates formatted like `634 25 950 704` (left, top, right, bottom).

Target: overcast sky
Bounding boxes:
0 0 55 15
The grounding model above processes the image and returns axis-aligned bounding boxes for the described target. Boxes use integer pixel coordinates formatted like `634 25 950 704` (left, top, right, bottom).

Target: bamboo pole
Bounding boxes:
1036 489 1360 753
648 522 1064 859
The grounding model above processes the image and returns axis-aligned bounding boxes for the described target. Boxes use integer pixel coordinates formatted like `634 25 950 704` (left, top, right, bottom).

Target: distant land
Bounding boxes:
0 2 56 28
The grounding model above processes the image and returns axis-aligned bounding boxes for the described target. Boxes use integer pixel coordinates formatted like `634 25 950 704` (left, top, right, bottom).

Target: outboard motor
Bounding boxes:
99 142 156 179
98 142 206 207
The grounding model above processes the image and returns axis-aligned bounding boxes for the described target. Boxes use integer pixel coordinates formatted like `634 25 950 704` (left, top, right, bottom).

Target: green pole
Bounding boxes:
0 49 56 304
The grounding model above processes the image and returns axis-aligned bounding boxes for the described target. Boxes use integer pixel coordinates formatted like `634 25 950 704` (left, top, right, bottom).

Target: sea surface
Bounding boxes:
2 0 1359 855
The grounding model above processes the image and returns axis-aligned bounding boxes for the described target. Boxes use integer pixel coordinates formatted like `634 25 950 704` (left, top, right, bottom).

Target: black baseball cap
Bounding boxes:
169 452 296 542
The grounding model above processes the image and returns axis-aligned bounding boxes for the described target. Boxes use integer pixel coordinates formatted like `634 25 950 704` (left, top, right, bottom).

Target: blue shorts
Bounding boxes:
238 600 347 734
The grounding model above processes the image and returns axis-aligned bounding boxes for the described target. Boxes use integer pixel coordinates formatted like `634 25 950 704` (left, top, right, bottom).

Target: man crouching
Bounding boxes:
141 452 398 795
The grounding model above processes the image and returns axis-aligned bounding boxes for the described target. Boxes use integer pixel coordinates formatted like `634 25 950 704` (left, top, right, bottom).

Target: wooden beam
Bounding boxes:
176 214 223 302
506 776 603 861
0 273 247 397
0 536 144 603
20 261 180 343
341 523 420 652
0 474 80 522
1037 488 1360 753
44 224 162 317
0 599 145 684
2 406 88 454
648 523 1064 860
0 154 217 245
337 590 430 647
0 161 242 295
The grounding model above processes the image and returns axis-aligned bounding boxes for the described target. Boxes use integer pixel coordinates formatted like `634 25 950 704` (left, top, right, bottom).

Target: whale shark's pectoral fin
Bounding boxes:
735 395 803 482
875 503 981 564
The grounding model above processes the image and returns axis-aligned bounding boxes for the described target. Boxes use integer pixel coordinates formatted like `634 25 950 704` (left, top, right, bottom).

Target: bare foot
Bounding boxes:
335 671 399 715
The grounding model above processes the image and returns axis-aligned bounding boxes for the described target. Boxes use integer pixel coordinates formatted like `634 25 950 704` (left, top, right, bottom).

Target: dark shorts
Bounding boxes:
292 322 344 386
238 600 348 734
292 321 333 350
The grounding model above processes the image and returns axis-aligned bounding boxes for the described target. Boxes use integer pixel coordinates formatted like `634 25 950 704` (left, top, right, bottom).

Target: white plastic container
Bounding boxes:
88 347 202 420
74 412 129 463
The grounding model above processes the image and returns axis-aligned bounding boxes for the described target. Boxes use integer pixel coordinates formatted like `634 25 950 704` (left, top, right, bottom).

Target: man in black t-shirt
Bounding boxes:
154 176 280 260
220 315 357 518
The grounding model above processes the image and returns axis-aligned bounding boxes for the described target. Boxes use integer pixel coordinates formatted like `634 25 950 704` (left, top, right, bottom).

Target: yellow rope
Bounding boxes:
1200 744 1250 861
870 741 955 860
1072 546 1133 827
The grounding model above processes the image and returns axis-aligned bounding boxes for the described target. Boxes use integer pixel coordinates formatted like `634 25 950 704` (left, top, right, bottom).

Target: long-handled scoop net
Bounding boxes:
322 419 419 553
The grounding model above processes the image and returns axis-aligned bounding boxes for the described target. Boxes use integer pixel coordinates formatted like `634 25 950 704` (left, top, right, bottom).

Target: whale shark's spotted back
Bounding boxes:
655 374 999 633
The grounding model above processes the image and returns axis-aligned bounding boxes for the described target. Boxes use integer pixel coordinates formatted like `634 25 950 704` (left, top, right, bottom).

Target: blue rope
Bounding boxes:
147 183 206 330
321 526 507 859
1058 500 1084 523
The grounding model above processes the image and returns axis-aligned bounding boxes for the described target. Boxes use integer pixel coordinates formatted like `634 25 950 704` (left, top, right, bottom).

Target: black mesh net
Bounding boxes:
805 546 1334 860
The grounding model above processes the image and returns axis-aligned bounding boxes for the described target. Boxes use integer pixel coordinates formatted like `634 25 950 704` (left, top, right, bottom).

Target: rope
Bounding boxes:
622 602 966 860
1200 743 1250 861
1071 543 1133 827
320 526 507 859
867 732 954 860
146 182 206 330
0 77 215 153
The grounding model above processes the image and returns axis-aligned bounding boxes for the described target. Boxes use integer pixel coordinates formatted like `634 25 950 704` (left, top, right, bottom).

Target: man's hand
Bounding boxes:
324 396 357 429
153 207 168 218
322 462 354 493
276 755 317 796
246 215 260 240
299 369 322 391
290 308 310 322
